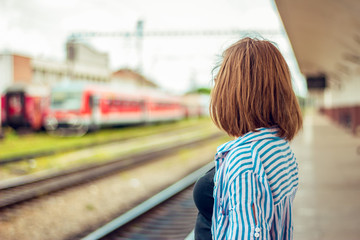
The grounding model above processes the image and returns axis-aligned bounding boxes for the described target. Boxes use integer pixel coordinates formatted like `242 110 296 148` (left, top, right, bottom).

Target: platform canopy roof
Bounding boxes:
274 0 360 82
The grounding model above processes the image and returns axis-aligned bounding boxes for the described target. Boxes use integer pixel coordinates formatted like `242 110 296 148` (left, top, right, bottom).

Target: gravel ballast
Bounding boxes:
0 138 227 240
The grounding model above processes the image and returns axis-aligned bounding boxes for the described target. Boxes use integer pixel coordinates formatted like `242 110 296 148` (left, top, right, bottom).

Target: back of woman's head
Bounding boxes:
210 37 302 140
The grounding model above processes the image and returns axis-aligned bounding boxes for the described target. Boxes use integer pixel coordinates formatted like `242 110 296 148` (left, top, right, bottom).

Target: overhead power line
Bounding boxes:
69 29 281 40
67 21 282 72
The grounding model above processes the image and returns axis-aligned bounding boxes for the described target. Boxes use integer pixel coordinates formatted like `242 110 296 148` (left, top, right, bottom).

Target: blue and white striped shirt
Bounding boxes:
212 127 298 239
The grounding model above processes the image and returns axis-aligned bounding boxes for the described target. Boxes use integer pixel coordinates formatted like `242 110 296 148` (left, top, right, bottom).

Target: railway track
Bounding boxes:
0 133 222 209
79 163 212 240
0 122 208 165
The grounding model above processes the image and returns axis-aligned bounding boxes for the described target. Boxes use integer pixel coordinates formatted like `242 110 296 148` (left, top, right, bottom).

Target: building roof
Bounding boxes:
274 0 360 82
112 69 158 88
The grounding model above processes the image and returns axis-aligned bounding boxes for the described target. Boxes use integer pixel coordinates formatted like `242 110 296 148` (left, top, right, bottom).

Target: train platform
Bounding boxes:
291 110 360 240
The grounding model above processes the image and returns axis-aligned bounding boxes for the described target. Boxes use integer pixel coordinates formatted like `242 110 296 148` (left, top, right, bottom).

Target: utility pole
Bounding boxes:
0 93 3 139
189 69 198 92
136 20 144 73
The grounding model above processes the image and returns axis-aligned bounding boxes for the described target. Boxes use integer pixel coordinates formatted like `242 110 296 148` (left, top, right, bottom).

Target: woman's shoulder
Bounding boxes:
217 127 283 153
222 143 254 176
221 138 289 176
214 127 288 172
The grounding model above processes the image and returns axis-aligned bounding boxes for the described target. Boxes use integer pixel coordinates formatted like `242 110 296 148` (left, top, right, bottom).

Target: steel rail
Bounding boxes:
0 133 222 209
81 162 213 240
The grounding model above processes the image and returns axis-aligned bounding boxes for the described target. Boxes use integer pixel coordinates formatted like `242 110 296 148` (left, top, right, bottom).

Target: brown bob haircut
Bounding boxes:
210 37 302 141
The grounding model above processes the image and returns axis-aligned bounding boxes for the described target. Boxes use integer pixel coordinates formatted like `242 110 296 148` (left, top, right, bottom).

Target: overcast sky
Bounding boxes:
0 0 307 96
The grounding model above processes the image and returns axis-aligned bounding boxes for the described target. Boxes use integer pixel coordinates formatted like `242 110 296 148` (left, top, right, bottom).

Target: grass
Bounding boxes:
85 204 96 211
0 118 224 181
0 117 211 160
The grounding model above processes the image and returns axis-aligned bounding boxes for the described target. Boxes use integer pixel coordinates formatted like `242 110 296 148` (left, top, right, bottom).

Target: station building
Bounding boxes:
275 0 360 135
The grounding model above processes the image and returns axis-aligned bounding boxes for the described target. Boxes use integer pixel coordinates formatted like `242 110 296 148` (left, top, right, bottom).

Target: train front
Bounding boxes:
45 85 91 135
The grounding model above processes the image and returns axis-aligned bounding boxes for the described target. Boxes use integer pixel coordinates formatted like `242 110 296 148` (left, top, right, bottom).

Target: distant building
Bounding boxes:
0 53 33 91
0 42 112 93
111 69 158 90
65 41 111 84
0 42 158 93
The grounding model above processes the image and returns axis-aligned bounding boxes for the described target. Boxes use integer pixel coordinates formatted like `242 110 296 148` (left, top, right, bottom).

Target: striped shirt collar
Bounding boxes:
215 127 280 170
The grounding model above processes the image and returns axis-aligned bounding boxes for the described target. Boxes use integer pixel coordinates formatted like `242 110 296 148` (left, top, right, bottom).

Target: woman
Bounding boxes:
193 37 302 239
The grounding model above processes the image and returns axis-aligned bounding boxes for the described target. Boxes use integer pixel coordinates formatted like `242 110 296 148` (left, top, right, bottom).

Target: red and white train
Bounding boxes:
1 85 49 130
44 83 186 133
1 83 208 134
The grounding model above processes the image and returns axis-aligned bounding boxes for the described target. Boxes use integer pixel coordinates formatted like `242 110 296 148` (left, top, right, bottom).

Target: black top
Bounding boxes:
193 167 215 240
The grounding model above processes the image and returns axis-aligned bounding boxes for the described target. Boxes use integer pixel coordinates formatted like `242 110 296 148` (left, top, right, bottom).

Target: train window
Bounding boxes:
8 95 22 115
88 96 94 108
93 97 100 106
51 91 82 110
89 95 100 108
105 99 112 105
115 99 121 106
123 100 130 107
